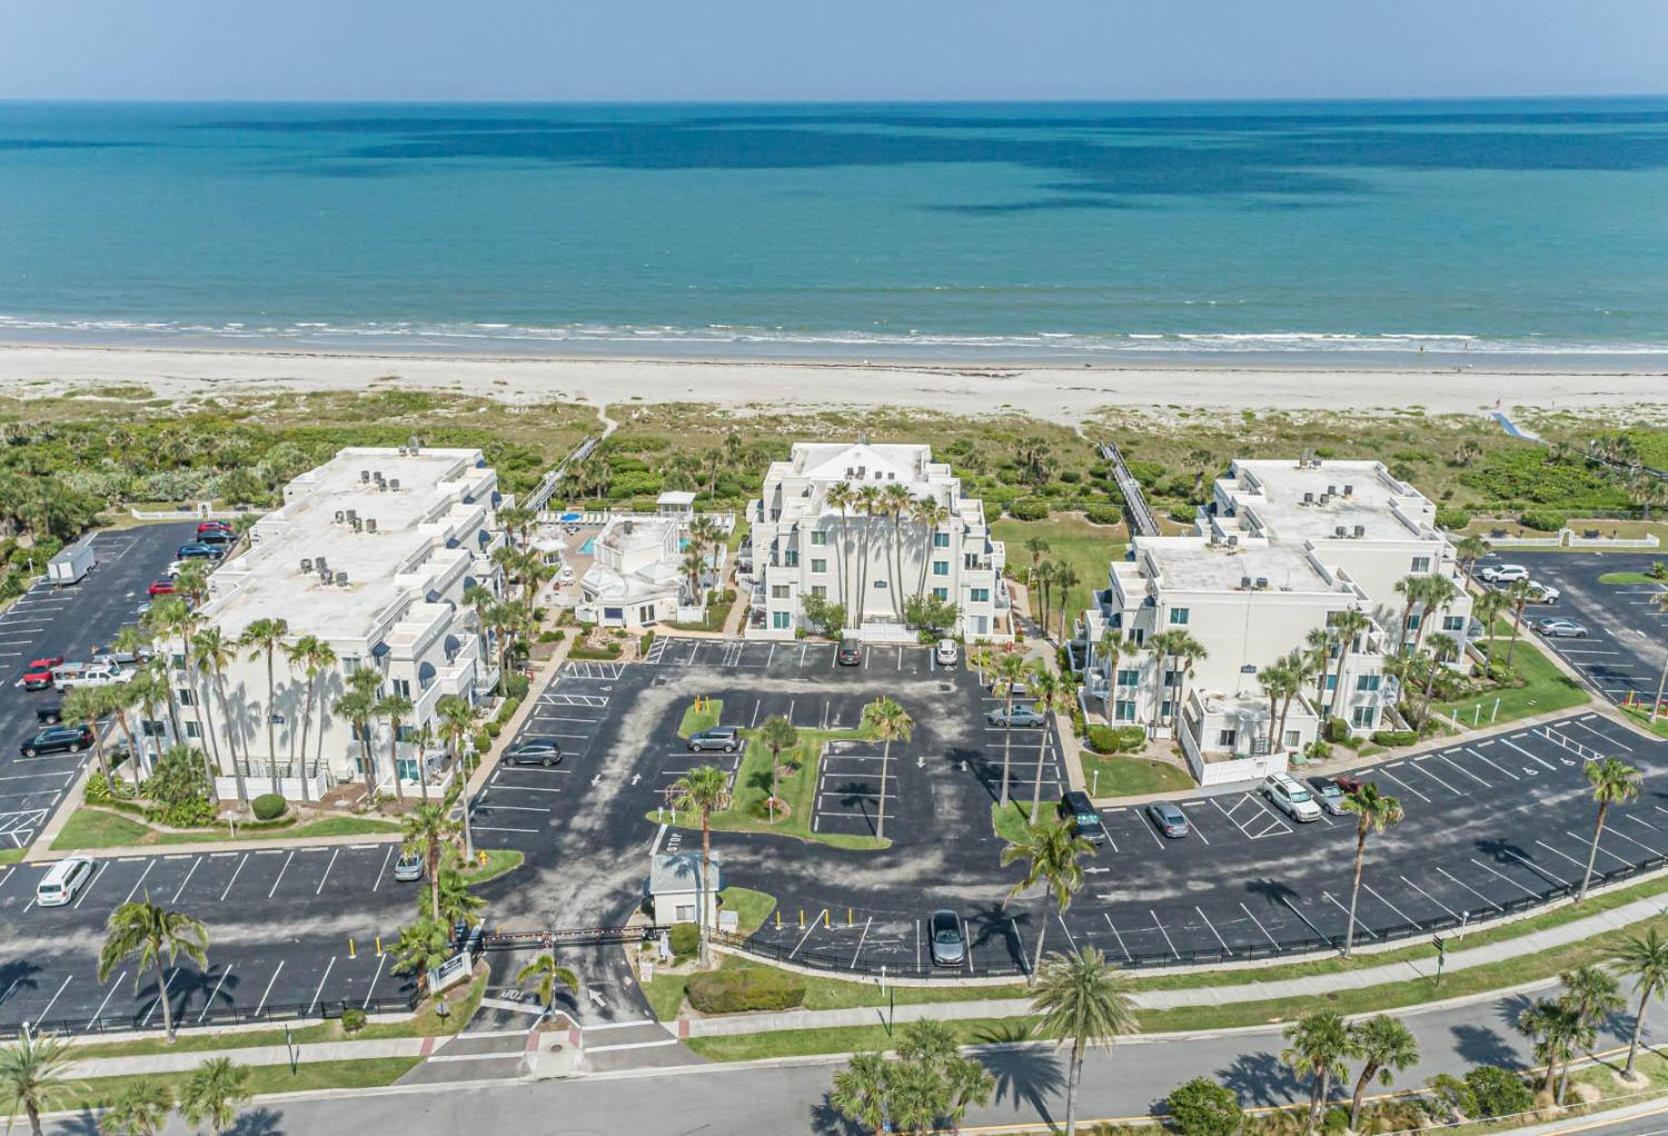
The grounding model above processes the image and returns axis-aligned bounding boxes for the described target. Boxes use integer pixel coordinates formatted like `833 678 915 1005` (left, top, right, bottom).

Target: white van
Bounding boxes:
1263 773 1323 823
36 856 95 907
935 639 959 667
51 662 132 691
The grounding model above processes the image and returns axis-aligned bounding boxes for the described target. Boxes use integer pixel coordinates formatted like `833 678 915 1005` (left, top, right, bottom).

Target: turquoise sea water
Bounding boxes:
2 100 1667 365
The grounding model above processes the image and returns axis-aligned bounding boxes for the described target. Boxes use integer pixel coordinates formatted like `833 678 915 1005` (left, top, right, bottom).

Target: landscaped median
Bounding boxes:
49 806 401 851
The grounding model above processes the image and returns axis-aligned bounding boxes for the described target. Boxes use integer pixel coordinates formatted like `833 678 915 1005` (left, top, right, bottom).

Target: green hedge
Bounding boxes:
251 793 287 821
1084 724 1146 754
504 673 531 699
569 641 624 660
1369 729 1419 747
1465 1066 1534 1118
1518 509 1567 533
668 922 700 961
1083 503 1122 526
1434 507 1472 530
1168 504 1198 524
1322 717 1351 743
685 967 806 1014
1007 498 1050 522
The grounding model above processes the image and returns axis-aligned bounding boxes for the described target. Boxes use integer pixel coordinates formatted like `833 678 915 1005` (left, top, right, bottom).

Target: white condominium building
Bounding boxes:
747 441 1010 640
1082 458 1471 784
173 447 505 801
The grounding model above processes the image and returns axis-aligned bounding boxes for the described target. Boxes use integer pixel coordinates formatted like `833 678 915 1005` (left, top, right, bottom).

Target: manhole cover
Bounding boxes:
939 682 955 693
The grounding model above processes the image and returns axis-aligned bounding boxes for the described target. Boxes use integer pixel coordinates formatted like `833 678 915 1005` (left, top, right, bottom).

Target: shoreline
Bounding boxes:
1 340 1665 423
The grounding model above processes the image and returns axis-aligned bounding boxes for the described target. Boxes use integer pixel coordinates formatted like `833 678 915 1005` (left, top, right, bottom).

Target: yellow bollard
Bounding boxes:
774 910 783 930
798 908 805 929
348 938 357 960
847 908 853 927
823 909 830 929
374 935 383 958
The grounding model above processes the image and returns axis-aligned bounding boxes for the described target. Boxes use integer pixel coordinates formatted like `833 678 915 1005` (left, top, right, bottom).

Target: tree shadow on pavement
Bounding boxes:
1217 1050 1301 1107
1451 1021 1524 1070
980 1041 1064 1128
228 1107 285 1136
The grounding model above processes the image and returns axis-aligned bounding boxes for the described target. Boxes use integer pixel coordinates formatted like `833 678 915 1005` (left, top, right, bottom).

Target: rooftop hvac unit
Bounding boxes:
1343 484 1354 496
365 518 378 533
360 470 371 482
1353 524 1366 538
1334 525 1347 538
1303 492 1314 504
334 510 346 524
1255 576 1269 590
346 509 358 524
300 558 313 574
335 571 348 587
316 556 328 573
1327 484 1338 496
408 435 421 454
1239 576 1253 590
1226 534 1239 547
389 479 400 492
1318 493 1331 505
351 518 363 532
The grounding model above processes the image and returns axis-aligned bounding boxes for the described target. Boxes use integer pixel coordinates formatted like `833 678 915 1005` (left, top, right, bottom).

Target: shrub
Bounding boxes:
1007 498 1050 522
1518 508 1566 532
339 1007 368 1035
668 922 700 961
1369 729 1419 748
569 641 624 660
1166 1077 1243 1136
1085 725 1146 755
484 719 504 739
1465 1066 1533 1118
640 630 656 654
504 673 531 700
1424 1074 1477 1121
1304 739 1332 761
1322 717 1351 743
1434 507 1472 530
251 793 287 821
685 967 806 1014
1169 504 1198 524
1320 1107 1349 1135
1083 503 1122 526
150 798 216 828
473 730 492 753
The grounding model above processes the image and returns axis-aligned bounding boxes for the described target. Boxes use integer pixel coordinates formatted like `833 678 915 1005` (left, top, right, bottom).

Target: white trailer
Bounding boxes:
47 539 97 587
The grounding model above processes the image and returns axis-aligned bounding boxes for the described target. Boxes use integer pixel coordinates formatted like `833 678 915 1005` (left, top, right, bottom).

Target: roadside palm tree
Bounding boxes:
668 765 732 968
1560 964 1624 1098
288 635 336 802
101 1079 173 1136
1326 609 1373 721
60 685 115 786
1001 814 1093 978
239 616 290 794
994 652 1031 808
97 897 210 1042
864 697 912 842
402 798 462 921
436 694 479 859
434 862 484 928
517 945 580 1017
1578 756 1641 902
1340 783 1404 955
390 914 454 996
1025 668 1073 815
0 1033 75 1136
1282 1010 1352 1133
830 1051 891 1136
1502 579 1534 668
1345 1015 1419 1131
1518 996 1588 1103
1471 588 1507 641
1618 928 1668 1077
1029 947 1136 1136
374 691 415 803
1650 593 1668 723
178 1057 249 1136
756 715 798 823
190 627 247 807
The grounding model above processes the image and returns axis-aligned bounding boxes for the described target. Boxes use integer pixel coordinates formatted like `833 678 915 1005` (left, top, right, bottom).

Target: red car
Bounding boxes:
147 578 177 597
20 657 64 691
1333 773 1369 796
197 521 233 536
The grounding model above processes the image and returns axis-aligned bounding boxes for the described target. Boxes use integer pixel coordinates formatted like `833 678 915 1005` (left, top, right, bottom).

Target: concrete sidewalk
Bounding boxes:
61 1037 429 1079
683 884 1668 1038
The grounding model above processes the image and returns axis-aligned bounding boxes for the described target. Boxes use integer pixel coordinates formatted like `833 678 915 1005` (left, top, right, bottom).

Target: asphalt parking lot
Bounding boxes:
0 523 196 847
1486 551 1668 707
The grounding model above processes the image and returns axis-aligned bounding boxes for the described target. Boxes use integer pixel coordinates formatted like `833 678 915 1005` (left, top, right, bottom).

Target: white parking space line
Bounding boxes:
72 859 108 908
850 917 873 968
1375 767 1432 804
1057 913 1080 952
1407 759 1465 795
315 849 339 894
1564 830 1632 868
1436 866 1503 912
199 965 234 1022
1397 876 1461 920
171 857 202 903
267 851 294 898
1102 913 1131 960
1361 882 1419 925
88 970 127 1027
1601 823 1662 859
1511 845 1573 886
1238 902 1280 948
1150 910 1180 959
38 975 74 1024
1470 856 1541 897
307 957 337 1015
255 961 285 1015
219 854 248 901
472 824 540 834
1280 895 1332 941
1194 906 1229 951
1433 753 1491 788
1568 718 1634 751
1462 746 1521 782
1323 892 1377 940
1497 737 1559 772
362 951 391 1008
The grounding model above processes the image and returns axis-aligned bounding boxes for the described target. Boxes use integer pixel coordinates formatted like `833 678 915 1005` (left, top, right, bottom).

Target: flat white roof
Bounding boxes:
1227 460 1427 543
1140 537 1339 594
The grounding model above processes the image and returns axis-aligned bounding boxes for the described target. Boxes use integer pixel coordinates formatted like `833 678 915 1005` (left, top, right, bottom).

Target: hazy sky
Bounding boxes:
4 0 1666 102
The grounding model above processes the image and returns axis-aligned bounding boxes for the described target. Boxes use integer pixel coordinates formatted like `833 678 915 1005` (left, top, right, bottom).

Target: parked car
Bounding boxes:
1145 801 1191 839
196 529 234 547
147 578 177 597
175 543 224 561
51 662 133 691
987 704 1047 728
504 736 562 767
1535 617 1589 639
35 701 63 725
928 909 966 967
687 726 741 753
836 641 864 666
1059 790 1107 846
1263 773 1322 822
1477 564 1529 585
197 521 234 536
934 639 959 667
1305 776 1348 816
35 857 95 908
20 723 94 758
392 853 425 882
20 657 64 691
1333 773 1368 796
1525 581 1561 604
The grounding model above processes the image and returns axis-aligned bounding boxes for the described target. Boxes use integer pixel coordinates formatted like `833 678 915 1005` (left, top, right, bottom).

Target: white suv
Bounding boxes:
1263 773 1322 823
1478 564 1529 585
935 639 959 667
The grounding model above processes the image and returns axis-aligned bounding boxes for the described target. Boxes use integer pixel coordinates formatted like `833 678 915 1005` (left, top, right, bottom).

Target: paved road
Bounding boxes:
40 978 1667 1136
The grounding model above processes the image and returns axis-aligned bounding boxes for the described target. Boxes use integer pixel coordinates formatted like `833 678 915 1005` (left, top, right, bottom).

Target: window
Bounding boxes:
932 532 950 548
1406 613 1422 630
932 561 950 577
184 721 201 740
177 688 195 706
811 559 827 574
810 530 827 546
1169 607 1190 625
1113 700 1138 722
1352 706 1377 728
1324 674 1338 691
810 585 827 599
142 720 167 738
771 611 791 630
771 585 790 599
392 678 411 698
1411 556 1431 573
969 587 989 603
397 724 418 743
784 551 799 567
1284 729 1303 749
1116 668 1139 687
1442 615 1465 632
340 656 362 674
1355 674 1381 692
1216 729 1238 749
932 587 949 601
1160 700 1173 720
1163 669 1179 687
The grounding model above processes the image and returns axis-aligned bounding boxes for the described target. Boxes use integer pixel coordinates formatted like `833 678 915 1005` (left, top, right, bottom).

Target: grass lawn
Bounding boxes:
678 697 724 738
0 847 27 865
990 800 1038 845
1599 570 1666 585
1437 635 1589 727
57 1058 421 1111
1079 752 1193 797
53 808 402 851
720 886 777 935
656 710 886 851
1621 706 1668 739
990 515 1125 635
458 848 525 887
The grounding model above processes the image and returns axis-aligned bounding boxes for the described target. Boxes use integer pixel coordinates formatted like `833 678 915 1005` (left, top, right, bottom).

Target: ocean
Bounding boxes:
2 99 1667 366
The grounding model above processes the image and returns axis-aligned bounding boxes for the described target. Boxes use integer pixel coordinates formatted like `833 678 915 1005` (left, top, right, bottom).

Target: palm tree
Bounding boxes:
1144 630 1176 731
517 945 579 1017
178 1057 249 1136
881 482 912 622
402 798 462 920
1259 657 1301 754
60 685 115 786
436 694 478 859
756 715 798 823
1166 631 1208 731
1326 609 1372 722
994 652 1030 808
1518 997 1587 1102
1033 561 1057 633
825 481 856 630
1454 534 1491 579
143 597 189 743
239 616 290 794
171 561 210 609
434 862 484 928
1304 627 1335 714
1095 629 1131 720
1346 1015 1419 1130
333 668 383 795
830 1051 891 1136
1029 947 1136 1136
680 545 707 609
0 1034 75 1136
1340 783 1404 955
1413 575 1460 653
1618 928 1668 1077
1392 574 1424 651
1282 1010 1352 1133
101 1079 173 1136
289 635 336 803
1502 579 1534 668
1578 756 1641 901
103 678 146 784
191 627 246 808
853 484 881 629
1025 669 1072 815
913 497 951 599
390 914 454 996
1472 588 1507 641
864 697 912 842
1650 593 1668 723
1420 634 1461 714
97 897 209 1042
1001 814 1093 978
374 691 416 803
669 765 731 968
1053 563 1081 645
1560 964 1624 1099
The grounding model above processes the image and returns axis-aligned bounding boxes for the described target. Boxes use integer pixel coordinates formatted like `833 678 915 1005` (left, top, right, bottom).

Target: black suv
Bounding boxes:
21 724 94 758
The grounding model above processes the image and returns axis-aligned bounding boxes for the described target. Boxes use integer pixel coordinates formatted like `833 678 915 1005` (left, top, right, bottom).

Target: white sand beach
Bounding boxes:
0 343 1663 422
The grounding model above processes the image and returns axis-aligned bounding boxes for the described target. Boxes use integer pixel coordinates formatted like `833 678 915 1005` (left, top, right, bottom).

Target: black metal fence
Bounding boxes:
0 994 418 1043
